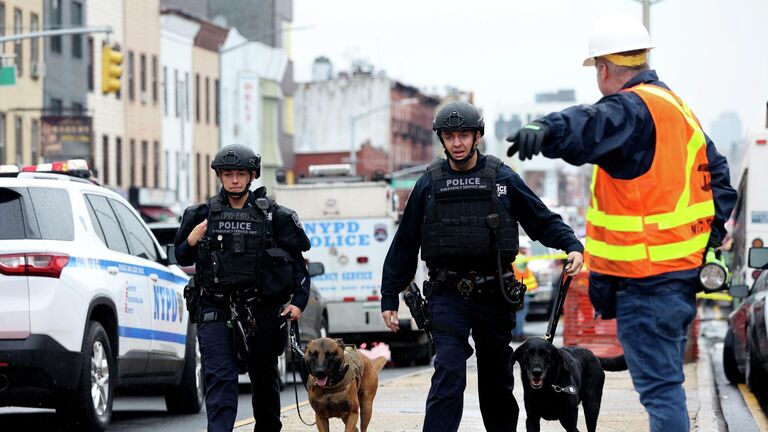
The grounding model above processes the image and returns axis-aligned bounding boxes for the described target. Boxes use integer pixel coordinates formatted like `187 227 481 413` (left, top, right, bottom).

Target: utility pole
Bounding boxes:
632 0 666 33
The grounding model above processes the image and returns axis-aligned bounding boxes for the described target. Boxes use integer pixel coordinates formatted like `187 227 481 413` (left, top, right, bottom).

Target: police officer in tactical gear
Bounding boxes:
381 101 585 432
175 144 311 432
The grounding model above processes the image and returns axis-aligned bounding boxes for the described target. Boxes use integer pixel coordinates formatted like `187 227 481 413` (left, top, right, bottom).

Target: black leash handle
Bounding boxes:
545 262 574 343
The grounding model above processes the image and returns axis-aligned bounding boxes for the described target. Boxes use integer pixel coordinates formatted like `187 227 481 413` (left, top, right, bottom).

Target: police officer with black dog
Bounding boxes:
175 144 311 432
381 101 584 432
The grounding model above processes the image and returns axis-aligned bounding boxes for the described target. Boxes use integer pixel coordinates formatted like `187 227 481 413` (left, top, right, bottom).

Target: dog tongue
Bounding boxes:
316 376 328 387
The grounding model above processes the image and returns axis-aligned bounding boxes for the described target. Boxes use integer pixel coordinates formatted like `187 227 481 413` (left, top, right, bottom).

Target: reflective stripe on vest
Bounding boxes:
585 84 715 277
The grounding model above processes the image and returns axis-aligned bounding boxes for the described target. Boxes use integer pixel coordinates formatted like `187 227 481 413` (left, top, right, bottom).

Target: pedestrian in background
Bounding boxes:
175 144 311 432
507 15 737 432
381 101 584 432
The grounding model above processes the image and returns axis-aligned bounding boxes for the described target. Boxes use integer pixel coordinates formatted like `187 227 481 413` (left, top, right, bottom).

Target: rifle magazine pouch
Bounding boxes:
263 247 294 297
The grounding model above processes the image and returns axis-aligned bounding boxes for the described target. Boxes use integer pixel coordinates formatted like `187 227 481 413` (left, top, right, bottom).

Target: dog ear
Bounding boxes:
335 338 345 349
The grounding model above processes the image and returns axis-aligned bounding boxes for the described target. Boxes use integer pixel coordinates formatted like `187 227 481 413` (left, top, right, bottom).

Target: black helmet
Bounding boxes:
211 144 261 172
432 101 485 136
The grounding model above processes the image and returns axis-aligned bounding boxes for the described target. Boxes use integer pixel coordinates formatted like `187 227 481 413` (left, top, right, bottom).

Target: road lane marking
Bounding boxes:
738 383 768 431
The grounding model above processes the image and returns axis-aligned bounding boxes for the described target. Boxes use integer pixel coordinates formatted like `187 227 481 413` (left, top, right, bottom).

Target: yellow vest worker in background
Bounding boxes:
506 14 736 432
512 240 537 342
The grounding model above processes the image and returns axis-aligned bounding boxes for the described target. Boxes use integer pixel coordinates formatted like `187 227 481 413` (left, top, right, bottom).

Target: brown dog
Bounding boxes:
304 338 387 432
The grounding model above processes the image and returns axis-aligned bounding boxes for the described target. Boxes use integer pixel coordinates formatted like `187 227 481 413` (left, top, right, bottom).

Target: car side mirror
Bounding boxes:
307 261 325 277
166 245 178 265
748 247 768 269
729 284 750 298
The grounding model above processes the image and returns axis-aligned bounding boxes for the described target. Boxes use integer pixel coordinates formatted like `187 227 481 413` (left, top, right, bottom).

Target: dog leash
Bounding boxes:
544 260 574 343
288 320 315 426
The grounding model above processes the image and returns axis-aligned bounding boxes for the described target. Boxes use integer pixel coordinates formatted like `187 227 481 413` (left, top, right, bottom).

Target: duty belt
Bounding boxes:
434 270 499 298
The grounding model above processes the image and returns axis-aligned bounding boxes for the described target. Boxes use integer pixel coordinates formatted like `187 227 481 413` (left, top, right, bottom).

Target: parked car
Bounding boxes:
0 161 201 432
723 247 768 393
148 222 328 388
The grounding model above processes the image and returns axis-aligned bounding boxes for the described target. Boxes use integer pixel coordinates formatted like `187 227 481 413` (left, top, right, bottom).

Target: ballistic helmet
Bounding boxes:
211 144 261 173
432 101 485 137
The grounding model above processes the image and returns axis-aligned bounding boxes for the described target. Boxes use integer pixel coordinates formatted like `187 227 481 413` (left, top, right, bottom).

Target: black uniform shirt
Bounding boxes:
175 187 311 310
380 154 583 312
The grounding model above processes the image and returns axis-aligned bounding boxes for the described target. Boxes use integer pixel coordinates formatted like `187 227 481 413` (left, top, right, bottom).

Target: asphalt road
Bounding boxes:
0 364 429 432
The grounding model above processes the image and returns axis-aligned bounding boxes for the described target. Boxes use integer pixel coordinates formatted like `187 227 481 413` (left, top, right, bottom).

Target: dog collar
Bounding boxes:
550 383 577 395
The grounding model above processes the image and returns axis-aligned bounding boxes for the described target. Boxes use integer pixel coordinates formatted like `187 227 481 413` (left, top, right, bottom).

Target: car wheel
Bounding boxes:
165 323 205 414
723 328 745 384
58 321 115 432
746 337 767 393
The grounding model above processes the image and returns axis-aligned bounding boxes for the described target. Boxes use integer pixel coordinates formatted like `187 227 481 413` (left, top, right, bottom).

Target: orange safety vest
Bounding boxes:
584 83 715 278
514 265 538 292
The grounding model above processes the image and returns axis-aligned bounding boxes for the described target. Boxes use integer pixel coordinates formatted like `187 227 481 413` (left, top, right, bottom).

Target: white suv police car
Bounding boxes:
0 161 202 431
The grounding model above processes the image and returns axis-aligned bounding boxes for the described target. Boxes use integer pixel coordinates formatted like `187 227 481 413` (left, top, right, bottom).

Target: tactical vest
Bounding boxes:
196 195 272 294
420 155 519 271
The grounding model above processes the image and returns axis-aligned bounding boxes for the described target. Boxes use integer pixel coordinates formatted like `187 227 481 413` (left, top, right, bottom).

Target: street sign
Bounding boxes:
391 178 417 190
0 66 16 86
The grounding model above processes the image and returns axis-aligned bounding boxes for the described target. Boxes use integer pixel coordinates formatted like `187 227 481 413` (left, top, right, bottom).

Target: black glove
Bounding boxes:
506 121 550 160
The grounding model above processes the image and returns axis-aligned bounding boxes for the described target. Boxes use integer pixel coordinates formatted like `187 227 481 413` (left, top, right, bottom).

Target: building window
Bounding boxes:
50 98 63 115
163 66 168 115
30 120 39 164
195 73 200 123
151 55 158 104
139 54 146 102
165 150 169 189
129 139 135 186
153 141 160 188
127 51 135 101
0 113 5 164
141 141 148 186
215 79 220 125
206 154 211 197
30 13 39 78
196 152 201 201
13 8 22 76
175 151 180 193
116 138 122 186
205 77 210 124
51 0 62 53
0 3 5 54
87 37 94 90
185 72 190 121
173 69 179 118
14 116 22 164
72 102 84 114
102 135 109 184
71 2 82 58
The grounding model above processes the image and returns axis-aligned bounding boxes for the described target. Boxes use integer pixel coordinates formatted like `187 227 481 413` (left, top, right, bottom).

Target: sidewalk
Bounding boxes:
235 336 724 431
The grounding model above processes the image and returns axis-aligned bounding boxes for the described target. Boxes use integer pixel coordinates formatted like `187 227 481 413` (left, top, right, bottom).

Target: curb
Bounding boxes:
696 336 727 431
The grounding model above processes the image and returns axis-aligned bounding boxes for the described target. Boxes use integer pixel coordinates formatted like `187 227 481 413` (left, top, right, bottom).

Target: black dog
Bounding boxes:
512 337 628 432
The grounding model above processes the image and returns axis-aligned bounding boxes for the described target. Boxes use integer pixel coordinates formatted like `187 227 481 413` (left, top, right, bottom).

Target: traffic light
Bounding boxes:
101 45 123 94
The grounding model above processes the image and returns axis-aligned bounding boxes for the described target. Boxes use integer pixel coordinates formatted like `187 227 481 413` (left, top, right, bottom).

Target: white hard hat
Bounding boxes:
583 14 655 67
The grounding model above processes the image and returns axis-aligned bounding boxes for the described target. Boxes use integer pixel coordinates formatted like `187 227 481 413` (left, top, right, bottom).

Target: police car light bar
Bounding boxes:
0 165 20 174
20 159 92 178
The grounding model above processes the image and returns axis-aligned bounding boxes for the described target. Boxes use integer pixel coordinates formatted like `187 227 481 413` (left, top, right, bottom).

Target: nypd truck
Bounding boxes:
274 169 432 365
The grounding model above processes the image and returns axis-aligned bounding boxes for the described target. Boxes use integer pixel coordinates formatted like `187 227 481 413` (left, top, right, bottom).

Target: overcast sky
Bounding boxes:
291 0 768 156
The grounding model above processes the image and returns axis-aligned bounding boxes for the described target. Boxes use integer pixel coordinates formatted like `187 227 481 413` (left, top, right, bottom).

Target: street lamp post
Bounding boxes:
349 97 418 176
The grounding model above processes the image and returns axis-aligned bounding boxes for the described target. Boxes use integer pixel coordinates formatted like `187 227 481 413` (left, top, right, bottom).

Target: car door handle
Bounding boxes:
149 273 158 282
107 266 119 275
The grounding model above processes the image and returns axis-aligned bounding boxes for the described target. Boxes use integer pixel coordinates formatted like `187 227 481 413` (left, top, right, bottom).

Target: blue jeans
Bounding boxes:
615 280 697 432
